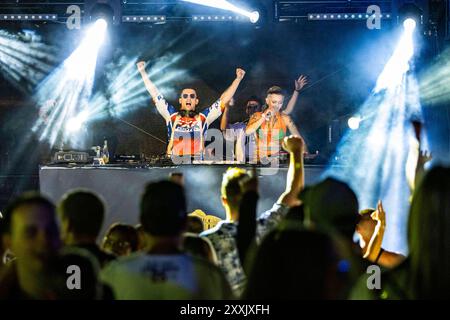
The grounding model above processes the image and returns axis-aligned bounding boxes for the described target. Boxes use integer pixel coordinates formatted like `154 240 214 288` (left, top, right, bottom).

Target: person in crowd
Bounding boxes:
351 166 450 299
201 135 305 296
53 247 114 300
244 229 344 299
406 120 432 196
186 215 204 234
182 233 216 264
58 190 115 268
356 204 405 268
101 180 233 299
0 193 61 299
135 224 148 252
102 223 139 257
169 172 184 186
137 61 245 158
300 178 371 298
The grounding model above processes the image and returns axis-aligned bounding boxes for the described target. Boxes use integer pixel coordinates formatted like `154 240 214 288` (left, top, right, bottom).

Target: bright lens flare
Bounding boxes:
348 116 361 130
65 111 88 133
403 18 416 32
249 11 260 23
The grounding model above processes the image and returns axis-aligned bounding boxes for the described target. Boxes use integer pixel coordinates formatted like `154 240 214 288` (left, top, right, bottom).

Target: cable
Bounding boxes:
114 116 167 145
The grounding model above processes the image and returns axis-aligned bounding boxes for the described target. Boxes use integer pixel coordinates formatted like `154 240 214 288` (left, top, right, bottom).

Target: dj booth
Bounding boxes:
39 163 327 239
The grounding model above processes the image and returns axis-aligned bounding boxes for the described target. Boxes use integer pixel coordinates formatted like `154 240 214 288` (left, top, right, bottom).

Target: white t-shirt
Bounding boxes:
101 252 233 300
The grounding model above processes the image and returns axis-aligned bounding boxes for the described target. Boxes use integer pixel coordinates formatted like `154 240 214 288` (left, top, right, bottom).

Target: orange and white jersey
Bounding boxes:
154 94 224 156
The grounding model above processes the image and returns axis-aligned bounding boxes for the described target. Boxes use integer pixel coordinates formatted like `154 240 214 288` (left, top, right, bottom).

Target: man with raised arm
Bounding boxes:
201 135 305 296
137 61 245 158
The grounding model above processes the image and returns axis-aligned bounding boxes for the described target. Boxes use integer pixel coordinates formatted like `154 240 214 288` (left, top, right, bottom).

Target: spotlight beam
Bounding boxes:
324 23 423 255
0 29 55 92
32 19 108 148
182 0 259 22
374 24 415 93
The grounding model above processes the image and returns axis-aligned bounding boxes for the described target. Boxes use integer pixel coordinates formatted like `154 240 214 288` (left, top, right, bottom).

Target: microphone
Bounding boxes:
264 110 272 121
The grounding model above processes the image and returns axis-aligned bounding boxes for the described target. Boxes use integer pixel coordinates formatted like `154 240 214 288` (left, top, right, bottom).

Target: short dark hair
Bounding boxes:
140 180 187 236
302 177 359 240
2 192 55 234
246 96 263 106
58 190 105 238
104 223 139 252
357 208 375 224
180 88 197 97
186 215 204 234
266 86 285 97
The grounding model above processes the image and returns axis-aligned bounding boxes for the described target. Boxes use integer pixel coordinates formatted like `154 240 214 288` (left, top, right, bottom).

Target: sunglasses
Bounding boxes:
181 93 196 99
179 110 198 117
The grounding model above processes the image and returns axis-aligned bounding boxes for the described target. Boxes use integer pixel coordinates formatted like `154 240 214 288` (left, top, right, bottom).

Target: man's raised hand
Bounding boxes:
282 135 304 155
236 68 246 80
137 61 146 72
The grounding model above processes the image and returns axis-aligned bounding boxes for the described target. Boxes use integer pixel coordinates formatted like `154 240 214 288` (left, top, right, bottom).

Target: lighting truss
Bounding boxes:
0 13 58 21
307 13 392 21
122 15 166 23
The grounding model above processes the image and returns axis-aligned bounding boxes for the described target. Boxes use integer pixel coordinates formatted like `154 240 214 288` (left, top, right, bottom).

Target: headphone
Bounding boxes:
178 110 199 118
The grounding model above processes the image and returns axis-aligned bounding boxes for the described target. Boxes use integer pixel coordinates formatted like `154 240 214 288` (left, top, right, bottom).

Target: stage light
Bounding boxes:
398 3 423 30
249 11 259 23
348 116 361 130
308 12 389 21
66 111 88 133
0 30 56 92
403 18 416 31
0 13 58 21
32 18 108 149
419 48 450 106
374 19 415 93
85 1 121 26
324 19 425 255
182 0 260 23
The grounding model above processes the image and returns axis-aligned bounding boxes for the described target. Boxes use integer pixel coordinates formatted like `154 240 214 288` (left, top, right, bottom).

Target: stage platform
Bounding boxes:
39 164 329 239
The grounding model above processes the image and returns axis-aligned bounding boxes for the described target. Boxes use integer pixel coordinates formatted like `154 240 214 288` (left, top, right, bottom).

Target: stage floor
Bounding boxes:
39 164 328 240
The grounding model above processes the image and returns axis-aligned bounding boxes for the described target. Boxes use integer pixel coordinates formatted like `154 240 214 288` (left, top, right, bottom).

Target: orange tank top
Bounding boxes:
254 112 287 160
